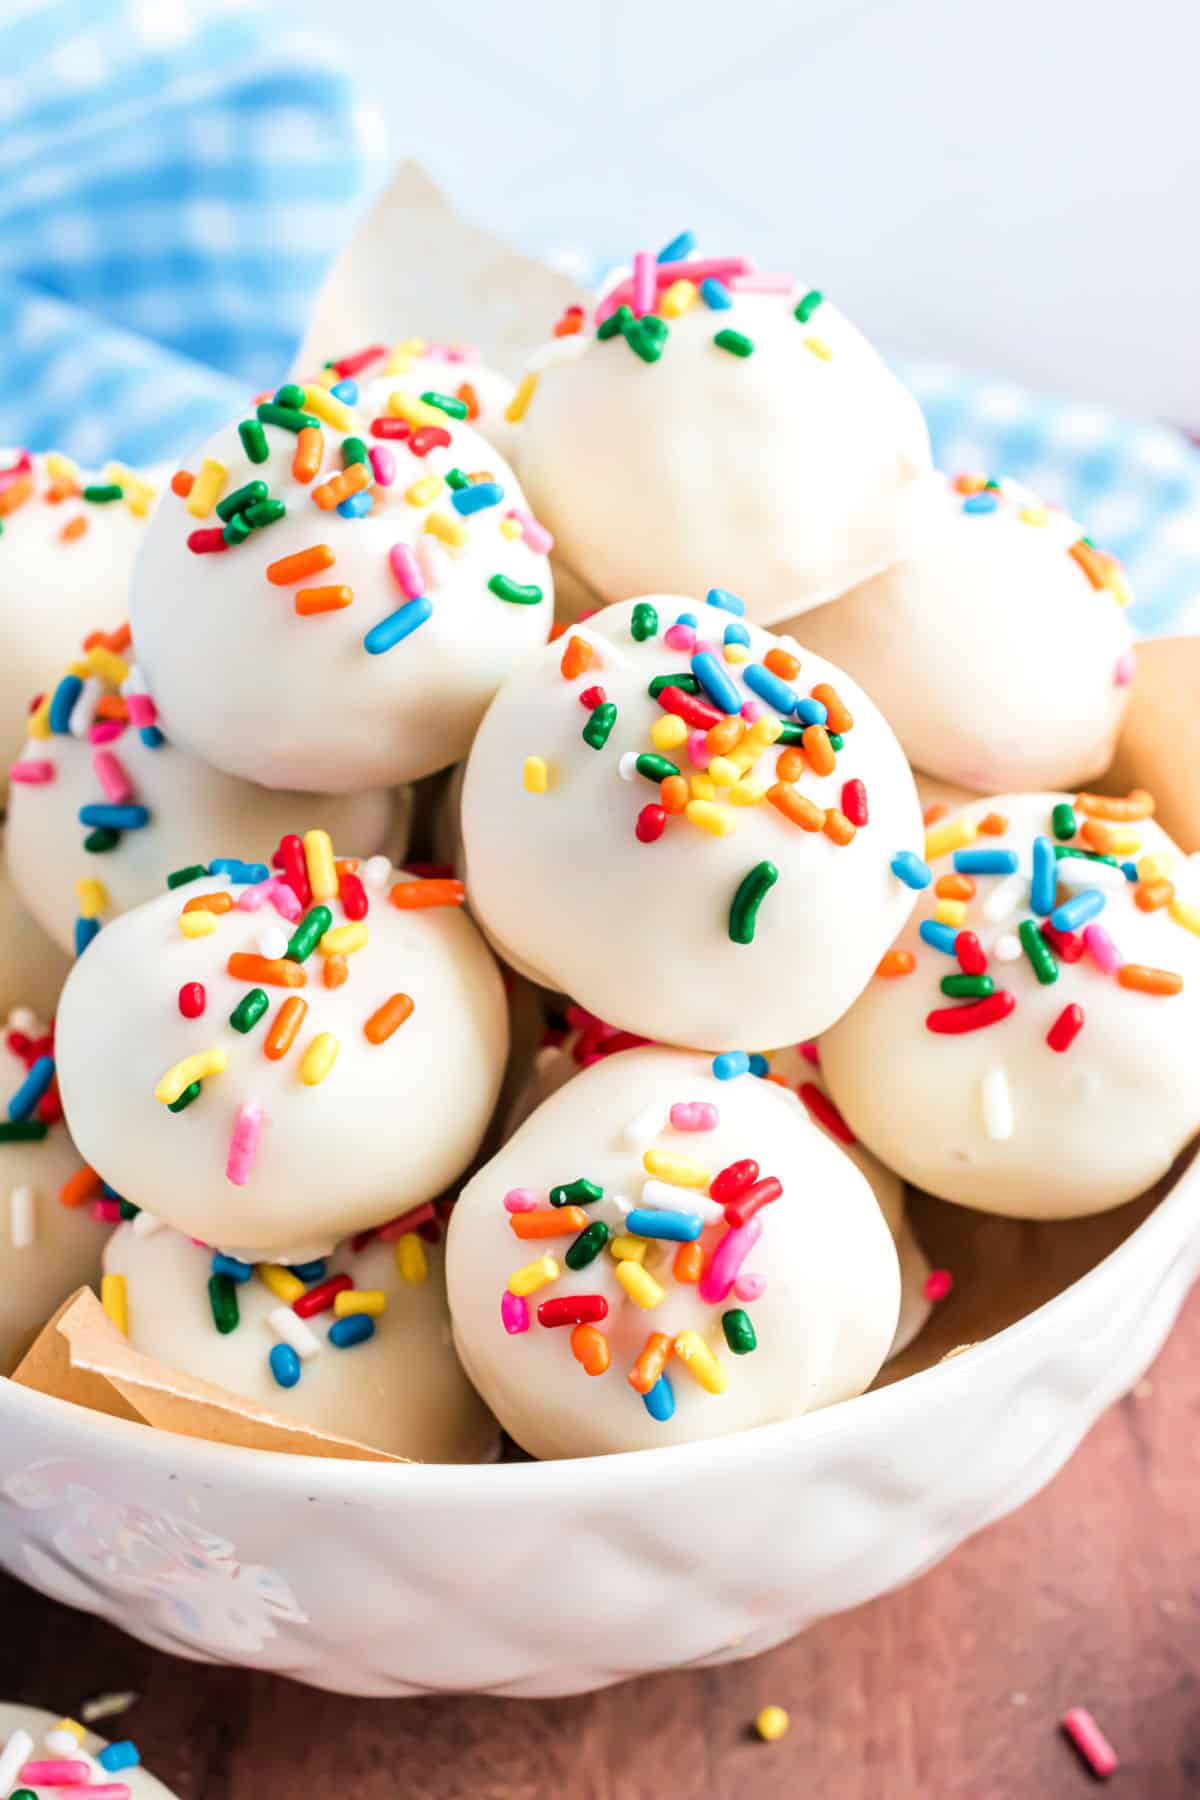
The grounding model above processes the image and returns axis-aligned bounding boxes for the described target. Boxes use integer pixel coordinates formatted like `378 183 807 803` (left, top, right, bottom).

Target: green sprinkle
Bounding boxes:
625 316 668 363
216 479 268 521
722 1308 757 1354
1054 845 1119 868
714 328 754 358
582 702 617 750
794 288 824 324
238 419 269 464
1051 802 1078 842
222 513 253 548
565 1220 610 1270
273 382 308 410
11 1788 39 1800
167 863 209 889
167 1081 202 1113
341 436 369 467
488 574 543 605
1018 918 1058 985
597 304 634 341
940 973 995 999
84 827 120 854
0 1120 48 1142
648 672 699 698
829 732 845 752
550 1177 604 1208
118 1199 140 1221
421 390 468 420
208 1273 240 1335
775 720 806 745
82 482 123 503
243 498 286 530
631 602 659 642
229 988 269 1033
728 860 779 945
256 402 320 433
286 905 333 964
636 752 680 783
444 466 468 490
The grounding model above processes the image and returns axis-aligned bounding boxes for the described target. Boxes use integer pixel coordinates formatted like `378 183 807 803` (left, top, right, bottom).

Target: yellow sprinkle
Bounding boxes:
643 1148 709 1187
394 1233 428 1284
689 776 716 801
405 474 443 508
804 334 832 361
27 695 51 739
651 714 688 751
755 1705 790 1742
746 715 784 748
45 451 78 484
302 384 356 431
672 1329 728 1393
708 755 739 788
609 1235 647 1264
727 745 761 777
505 373 538 423
179 910 218 938
155 1048 226 1104
523 755 549 794
186 456 226 519
1107 828 1142 855
258 1262 305 1304
925 817 978 862
75 877 108 919
1108 571 1133 607
615 1260 665 1308
1138 852 1173 882
425 510 468 547
723 642 751 664
499 517 523 540
320 923 368 956
103 461 156 517
300 1032 340 1086
54 1719 86 1744
1169 899 1200 936
66 659 90 679
729 779 769 806
303 827 338 900
686 799 734 836
388 389 443 429
660 278 698 317
333 1288 387 1318
508 1254 559 1297
85 646 129 687
934 898 968 928
100 1272 128 1336
312 366 339 389
1019 505 1050 527
384 337 426 375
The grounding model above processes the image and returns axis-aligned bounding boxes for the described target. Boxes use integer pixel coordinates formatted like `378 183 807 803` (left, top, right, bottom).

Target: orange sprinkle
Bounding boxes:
1076 789 1154 822
267 544 335 586
802 724 836 776
170 469 194 498
706 716 744 756
1081 819 1115 853
334 858 360 875
560 635 593 680
769 783 825 831
296 585 353 616
292 425 324 484
1136 880 1175 913
389 878 465 911
548 620 568 642
1069 540 1114 590
823 807 856 846
661 775 689 815
673 1241 704 1284
264 995 308 1060
571 1323 610 1376
810 682 853 734
953 472 987 495
628 1331 673 1395
877 949 916 978
92 622 132 654
775 747 805 784
977 811 1009 836
183 891 234 916
312 461 368 511
456 380 480 420
227 953 307 989
764 647 801 681
0 473 33 516
762 1072 790 1087
1118 963 1182 997
60 515 88 542
923 802 948 826
323 953 349 989
554 309 585 339
59 1165 103 1209
936 873 976 901
510 1206 588 1240
364 992 414 1043
94 695 128 721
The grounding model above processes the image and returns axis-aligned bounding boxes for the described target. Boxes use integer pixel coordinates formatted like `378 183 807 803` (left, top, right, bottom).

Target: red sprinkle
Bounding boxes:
797 1082 856 1145
710 1159 759 1205
1046 1002 1085 1052
923 1268 953 1302
656 684 724 730
578 684 607 711
1040 921 1085 964
293 1273 353 1318
376 1201 437 1242
723 1176 783 1229
954 930 987 976
178 982 206 1019
370 417 411 440
333 344 387 378
274 834 311 908
338 870 369 921
926 990 1017 1033
841 778 869 827
408 425 452 457
636 804 666 843
537 1294 608 1328
187 527 227 554
1061 1707 1119 1779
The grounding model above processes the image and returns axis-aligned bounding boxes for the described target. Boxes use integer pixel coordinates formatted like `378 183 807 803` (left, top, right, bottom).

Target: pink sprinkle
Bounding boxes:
8 759 54 784
595 256 754 323
669 1100 719 1132
91 1199 122 1223
924 1269 953 1302
126 692 157 729
699 1216 763 1305
504 1188 538 1213
1083 921 1122 973
733 1271 766 1302
631 250 656 317
798 1040 820 1066
92 747 134 803
740 700 765 723
664 623 696 652
20 1762 91 1786
67 1789 131 1800
501 1290 530 1334
389 541 424 598
687 730 712 770
1061 1707 1118 1779
727 272 795 294
226 1102 263 1187
88 719 126 744
377 1201 436 1242
1114 648 1136 687
506 507 554 555
237 878 302 923
370 445 396 487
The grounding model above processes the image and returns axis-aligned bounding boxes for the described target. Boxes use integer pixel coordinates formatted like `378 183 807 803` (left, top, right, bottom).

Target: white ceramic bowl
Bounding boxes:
0 1152 1195 1698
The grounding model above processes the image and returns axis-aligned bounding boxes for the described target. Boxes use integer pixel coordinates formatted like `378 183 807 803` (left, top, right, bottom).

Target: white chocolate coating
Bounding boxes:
129 401 552 793
514 276 933 623
461 595 924 1051
357 352 516 461
0 849 72 1022
54 854 509 1255
0 1016 102 1372
104 1224 496 1462
820 792 1200 1218
447 1047 900 1458
789 475 1135 792
0 1703 179 1798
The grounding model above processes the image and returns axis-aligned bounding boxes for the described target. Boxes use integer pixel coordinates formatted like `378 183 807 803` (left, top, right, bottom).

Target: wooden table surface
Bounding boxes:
2 1290 1198 1800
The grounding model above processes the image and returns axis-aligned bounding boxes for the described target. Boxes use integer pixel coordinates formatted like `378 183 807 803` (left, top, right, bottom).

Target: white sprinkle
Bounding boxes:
528 333 591 373
983 872 1027 923
257 924 289 961
131 1208 165 1237
268 1305 321 1361
68 674 103 738
980 1067 1014 1140
362 855 392 890
641 1179 723 1223
44 1729 84 1757
1054 857 1127 892
6 1006 37 1035
622 1104 665 1148
617 751 639 782
0 1729 33 1790
416 532 449 590
81 1691 138 1724
9 1184 34 1249
119 663 147 699
993 932 1022 963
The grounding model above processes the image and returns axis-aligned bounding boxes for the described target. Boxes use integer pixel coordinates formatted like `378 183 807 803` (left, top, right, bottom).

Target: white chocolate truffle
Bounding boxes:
129 389 553 793
355 342 516 460
0 848 72 1022
6 637 407 955
790 474 1135 793
54 839 509 1257
461 595 924 1051
0 1703 179 1799
447 1046 900 1458
0 1013 104 1372
820 790 1200 1218
104 1223 496 1462
0 451 156 784
514 255 933 623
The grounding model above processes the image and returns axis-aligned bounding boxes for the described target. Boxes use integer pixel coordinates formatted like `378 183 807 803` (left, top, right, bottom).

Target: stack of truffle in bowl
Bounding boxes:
3 237 1198 1485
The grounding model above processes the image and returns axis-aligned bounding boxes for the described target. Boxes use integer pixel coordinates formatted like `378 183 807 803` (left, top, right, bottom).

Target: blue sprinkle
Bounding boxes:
657 230 695 263
7 1054 55 1121
330 378 358 404
691 650 742 715
102 1182 122 1200
962 492 1000 514
139 724 166 749
625 1207 703 1242
330 1313 375 1349
269 1343 301 1388
74 916 100 957
1051 888 1106 933
705 587 745 616
364 595 433 655
700 277 732 310
290 1258 327 1283
1030 835 1057 915
338 490 373 519
954 849 1020 876
892 851 932 890
78 803 149 830
1122 861 1139 882
723 621 751 647
643 1373 675 1420
674 612 698 628
48 674 83 734
793 697 828 727
744 662 799 715
748 1053 769 1077
208 859 270 884
212 1252 254 1284
919 920 960 955
712 1050 751 1081
451 480 504 516
97 1743 140 1774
